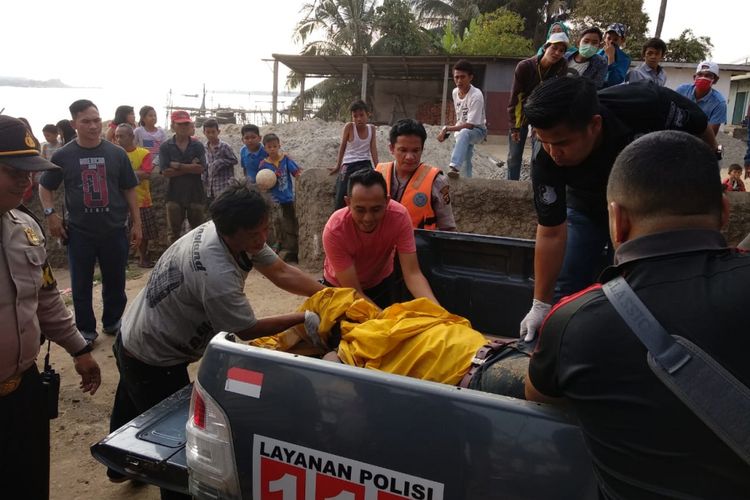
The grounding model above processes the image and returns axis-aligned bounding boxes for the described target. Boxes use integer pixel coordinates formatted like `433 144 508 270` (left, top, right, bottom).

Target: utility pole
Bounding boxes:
655 0 668 38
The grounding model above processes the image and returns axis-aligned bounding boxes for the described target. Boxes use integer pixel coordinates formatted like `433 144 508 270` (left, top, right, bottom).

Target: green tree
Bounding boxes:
479 0 577 46
293 0 376 57
372 0 442 55
289 0 441 120
289 0 377 120
664 29 713 63
570 0 649 59
410 0 481 34
442 8 533 56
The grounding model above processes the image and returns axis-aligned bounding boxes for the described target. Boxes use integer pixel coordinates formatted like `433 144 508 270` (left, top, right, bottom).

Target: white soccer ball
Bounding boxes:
256 169 277 190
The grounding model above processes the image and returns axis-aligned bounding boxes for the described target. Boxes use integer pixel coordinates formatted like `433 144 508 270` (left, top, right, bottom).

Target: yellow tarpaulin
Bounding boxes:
250 288 486 386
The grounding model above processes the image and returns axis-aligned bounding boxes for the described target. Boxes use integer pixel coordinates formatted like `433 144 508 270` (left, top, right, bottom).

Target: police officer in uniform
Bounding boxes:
376 119 456 231
0 115 101 500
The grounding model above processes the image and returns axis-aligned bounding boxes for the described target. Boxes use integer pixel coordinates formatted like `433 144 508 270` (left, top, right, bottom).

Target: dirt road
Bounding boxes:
45 263 311 500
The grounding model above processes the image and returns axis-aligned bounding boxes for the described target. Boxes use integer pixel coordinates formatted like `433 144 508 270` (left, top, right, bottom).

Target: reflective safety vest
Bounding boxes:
376 161 440 230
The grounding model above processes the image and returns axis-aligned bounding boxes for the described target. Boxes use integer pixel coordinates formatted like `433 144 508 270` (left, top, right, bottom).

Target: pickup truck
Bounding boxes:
92 230 598 499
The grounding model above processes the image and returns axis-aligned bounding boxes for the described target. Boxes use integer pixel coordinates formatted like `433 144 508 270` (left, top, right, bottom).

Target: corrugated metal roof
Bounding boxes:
271 54 524 80
273 53 750 80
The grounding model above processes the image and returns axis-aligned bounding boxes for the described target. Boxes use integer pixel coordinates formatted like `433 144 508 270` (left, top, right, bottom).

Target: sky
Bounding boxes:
1 0 747 93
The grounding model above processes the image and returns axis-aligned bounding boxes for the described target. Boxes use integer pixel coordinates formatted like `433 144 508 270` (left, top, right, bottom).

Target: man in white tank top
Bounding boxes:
330 100 379 209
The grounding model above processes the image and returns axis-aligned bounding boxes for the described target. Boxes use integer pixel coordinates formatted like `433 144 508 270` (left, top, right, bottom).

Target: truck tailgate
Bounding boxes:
91 384 192 494
198 336 598 499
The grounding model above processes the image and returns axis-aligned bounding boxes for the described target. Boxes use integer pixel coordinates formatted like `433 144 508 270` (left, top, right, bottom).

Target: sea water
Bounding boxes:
0 86 298 141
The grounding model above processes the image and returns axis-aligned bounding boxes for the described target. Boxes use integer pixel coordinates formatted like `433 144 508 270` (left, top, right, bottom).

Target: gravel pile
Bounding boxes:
198 120 749 181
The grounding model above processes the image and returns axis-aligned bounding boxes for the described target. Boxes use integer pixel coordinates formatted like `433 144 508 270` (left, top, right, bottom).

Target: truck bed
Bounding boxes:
92 230 596 498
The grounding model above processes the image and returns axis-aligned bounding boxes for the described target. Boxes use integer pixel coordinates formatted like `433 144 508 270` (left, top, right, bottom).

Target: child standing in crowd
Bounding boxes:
329 100 378 210
105 105 136 142
114 123 158 267
134 105 168 168
57 119 77 144
40 124 63 160
626 38 668 86
239 124 268 183
258 133 301 261
723 164 746 192
202 118 238 206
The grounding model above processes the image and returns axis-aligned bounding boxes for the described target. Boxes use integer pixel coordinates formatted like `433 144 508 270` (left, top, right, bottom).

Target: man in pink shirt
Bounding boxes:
323 169 438 309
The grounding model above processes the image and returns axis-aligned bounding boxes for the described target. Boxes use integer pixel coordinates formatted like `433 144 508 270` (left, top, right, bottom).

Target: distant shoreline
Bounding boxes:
0 77 71 88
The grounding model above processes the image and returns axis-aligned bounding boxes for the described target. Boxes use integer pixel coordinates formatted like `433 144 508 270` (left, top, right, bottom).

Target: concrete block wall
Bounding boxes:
295 168 750 270
33 168 750 271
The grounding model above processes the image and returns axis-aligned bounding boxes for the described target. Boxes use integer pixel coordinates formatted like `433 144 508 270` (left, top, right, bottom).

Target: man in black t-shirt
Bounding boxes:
519 78 719 340
526 131 750 499
40 100 141 343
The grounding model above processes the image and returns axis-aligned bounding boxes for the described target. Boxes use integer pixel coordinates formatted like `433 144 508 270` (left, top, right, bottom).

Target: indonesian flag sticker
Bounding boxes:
225 367 264 398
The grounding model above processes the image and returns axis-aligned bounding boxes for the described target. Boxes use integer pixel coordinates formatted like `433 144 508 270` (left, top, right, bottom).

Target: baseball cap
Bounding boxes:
605 23 626 38
695 60 720 78
544 32 570 48
0 116 60 172
170 110 193 124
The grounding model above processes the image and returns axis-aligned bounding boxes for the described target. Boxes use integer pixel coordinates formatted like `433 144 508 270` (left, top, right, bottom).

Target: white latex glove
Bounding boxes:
304 311 323 349
520 299 552 342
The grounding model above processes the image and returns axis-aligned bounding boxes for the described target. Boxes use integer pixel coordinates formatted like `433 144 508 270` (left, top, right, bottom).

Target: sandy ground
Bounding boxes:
44 260 314 500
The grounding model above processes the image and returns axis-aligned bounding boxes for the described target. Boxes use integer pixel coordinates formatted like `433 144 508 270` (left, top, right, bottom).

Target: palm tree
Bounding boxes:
288 0 377 120
294 0 376 57
409 0 481 34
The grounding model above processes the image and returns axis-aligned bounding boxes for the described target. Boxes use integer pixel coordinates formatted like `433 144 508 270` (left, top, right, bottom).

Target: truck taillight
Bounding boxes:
191 390 206 429
186 381 241 499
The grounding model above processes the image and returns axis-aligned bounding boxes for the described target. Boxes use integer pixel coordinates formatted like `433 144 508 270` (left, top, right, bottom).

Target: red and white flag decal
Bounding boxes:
225 367 264 398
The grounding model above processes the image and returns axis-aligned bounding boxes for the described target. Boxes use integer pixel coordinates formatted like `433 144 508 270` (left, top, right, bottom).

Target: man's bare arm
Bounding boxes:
39 185 66 239
235 313 306 341
256 259 324 297
331 264 382 307
399 251 438 305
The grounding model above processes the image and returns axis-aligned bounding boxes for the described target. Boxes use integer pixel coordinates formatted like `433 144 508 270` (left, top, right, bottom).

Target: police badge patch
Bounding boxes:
440 185 451 205
413 192 428 208
24 227 42 246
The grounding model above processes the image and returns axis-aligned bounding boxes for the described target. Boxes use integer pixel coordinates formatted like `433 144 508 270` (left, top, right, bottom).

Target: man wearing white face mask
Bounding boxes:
565 27 608 89
675 61 727 135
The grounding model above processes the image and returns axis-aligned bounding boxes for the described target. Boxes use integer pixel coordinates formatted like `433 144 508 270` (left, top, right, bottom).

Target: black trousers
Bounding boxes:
0 365 49 500
109 334 191 500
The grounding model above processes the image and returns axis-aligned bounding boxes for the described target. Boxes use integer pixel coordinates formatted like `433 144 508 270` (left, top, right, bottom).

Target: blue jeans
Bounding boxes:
507 127 529 180
450 127 486 178
555 208 613 301
67 227 129 335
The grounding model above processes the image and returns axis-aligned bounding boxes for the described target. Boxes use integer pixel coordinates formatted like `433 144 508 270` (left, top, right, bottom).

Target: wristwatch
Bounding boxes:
43 207 56 217
72 341 94 357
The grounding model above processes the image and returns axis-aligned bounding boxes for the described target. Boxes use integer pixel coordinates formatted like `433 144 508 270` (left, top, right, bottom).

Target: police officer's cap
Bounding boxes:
0 116 60 171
